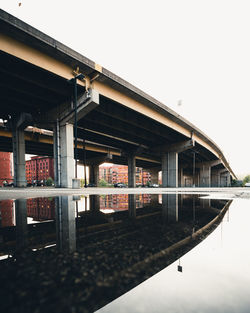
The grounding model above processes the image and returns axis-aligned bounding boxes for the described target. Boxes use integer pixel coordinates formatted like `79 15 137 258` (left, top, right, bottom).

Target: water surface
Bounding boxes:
0 193 241 312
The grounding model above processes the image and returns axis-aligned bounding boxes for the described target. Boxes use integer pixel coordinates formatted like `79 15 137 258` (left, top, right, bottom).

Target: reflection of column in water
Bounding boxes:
15 199 28 250
89 195 100 212
201 198 211 209
192 196 196 235
128 194 136 219
150 194 158 206
73 195 81 218
84 196 88 211
56 196 76 253
162 194 178 222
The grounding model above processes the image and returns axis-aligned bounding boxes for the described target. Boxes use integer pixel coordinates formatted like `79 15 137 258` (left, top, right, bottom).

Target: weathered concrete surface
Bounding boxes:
0 187 250 201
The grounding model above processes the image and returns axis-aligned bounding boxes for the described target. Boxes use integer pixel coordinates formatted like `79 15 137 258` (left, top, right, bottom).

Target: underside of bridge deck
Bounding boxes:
0 9 235 188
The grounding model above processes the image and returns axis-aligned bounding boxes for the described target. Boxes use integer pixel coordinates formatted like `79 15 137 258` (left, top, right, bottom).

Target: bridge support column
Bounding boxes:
89 164 99 186
56 196 76 253
179 168 185 187
149 168 159 185
220 171 231 187
162 152 178 187
128 153 136 188
199 165 211 187
211 169 221 187
12 113 33 187
53 123 74 188
12 128 26 187
226 172 231 187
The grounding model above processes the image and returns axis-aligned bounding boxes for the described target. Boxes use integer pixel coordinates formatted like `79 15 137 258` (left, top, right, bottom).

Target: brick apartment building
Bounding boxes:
26 156 54 184
0 152 12 186
99 164 151 185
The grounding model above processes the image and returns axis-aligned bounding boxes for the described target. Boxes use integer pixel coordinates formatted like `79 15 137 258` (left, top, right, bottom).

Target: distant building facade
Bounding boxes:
99 164 151 185
0 152 12 186
26 156 54 184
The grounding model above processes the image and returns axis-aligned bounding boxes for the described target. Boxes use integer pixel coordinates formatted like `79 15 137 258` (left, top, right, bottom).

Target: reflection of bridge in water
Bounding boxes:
0 194 231 312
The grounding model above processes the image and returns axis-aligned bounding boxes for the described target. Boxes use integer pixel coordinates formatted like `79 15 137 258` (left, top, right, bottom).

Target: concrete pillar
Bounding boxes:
199 165 211 187
12 128 26 187
149 168 159 185
60 124 74 188
162 152 178 187
211 170 221 187
168 152 178 187
15 199 27 250
53 123 74 188
89 164 99 186
162 154 168 187
128 153 136 188
53 122 60 187
226 172 231 187
162 194 178 222
56 196 76 253
179 168 185 187
220 171 231 187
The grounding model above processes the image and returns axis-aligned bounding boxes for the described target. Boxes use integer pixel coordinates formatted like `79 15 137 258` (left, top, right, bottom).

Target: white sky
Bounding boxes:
1 0 250 178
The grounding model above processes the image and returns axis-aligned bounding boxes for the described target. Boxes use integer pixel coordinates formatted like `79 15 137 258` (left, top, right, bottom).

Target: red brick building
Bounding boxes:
99 164 151 185
26 156 54 184
0 152 12 186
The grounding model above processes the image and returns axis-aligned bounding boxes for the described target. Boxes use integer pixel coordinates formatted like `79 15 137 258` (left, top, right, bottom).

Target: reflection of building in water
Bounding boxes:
0 152 12 186
100 194 151 211
27 198 55 221
26 156 54 184
99 164 151 185
0 199 14 227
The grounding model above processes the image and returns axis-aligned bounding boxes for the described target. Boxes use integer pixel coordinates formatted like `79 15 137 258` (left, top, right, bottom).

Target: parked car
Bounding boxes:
114 183 127 188
3 181 14 187
244 182 250 187
36 180 44 186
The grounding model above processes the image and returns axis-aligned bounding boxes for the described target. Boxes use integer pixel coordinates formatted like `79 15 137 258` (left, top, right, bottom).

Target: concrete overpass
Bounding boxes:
0 9 236 188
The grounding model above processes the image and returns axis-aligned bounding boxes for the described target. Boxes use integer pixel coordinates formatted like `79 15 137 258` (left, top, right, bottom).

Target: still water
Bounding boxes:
97 198 250 313
0 194 249 312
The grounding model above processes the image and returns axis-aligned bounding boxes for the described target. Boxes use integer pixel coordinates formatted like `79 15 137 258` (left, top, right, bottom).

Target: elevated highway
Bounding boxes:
0 9 236 188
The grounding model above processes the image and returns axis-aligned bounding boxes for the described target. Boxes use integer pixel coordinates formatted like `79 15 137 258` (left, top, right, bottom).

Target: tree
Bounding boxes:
80 179 86 187
46 177 54 186
243 175 250 186
99 179 109 187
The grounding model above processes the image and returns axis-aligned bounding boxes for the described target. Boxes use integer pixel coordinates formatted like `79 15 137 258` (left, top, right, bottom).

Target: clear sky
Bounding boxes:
1 0 249 178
